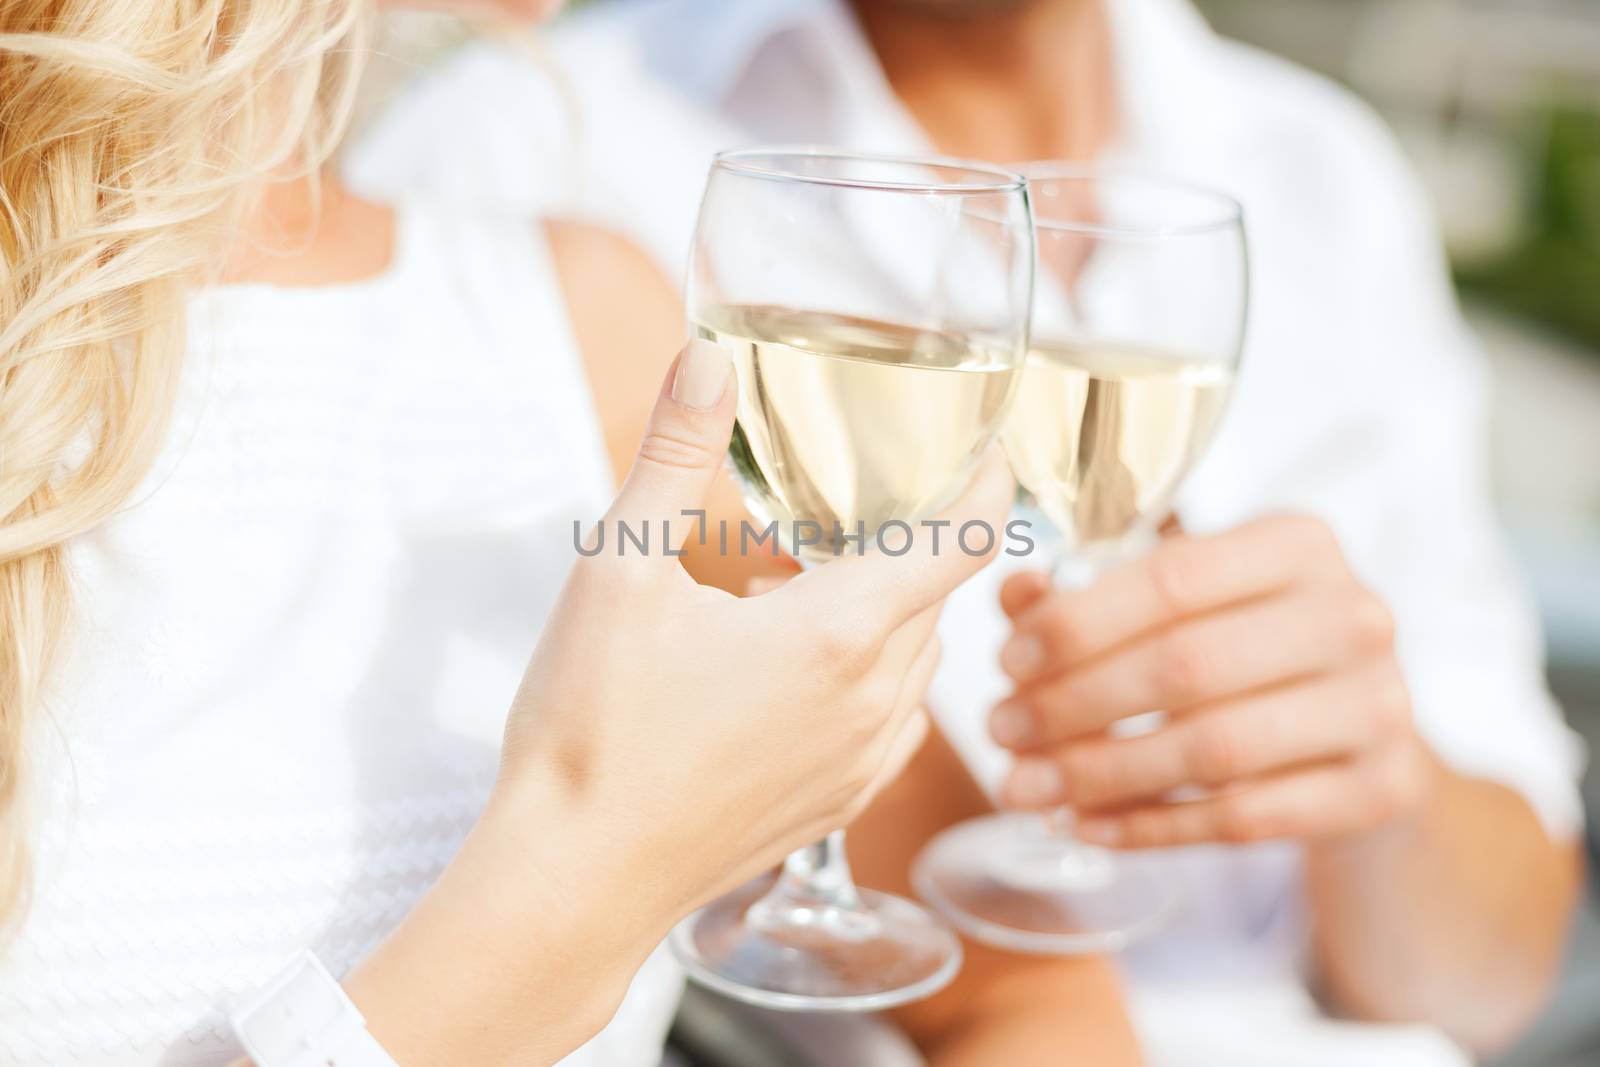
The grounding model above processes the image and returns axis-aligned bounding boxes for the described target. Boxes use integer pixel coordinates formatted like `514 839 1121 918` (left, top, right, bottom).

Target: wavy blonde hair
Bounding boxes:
0 0 370 930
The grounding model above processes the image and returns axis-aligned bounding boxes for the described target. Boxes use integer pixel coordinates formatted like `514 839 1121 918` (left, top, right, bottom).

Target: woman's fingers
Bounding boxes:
876 634 943 782
804 445 1016 629
889 629 943 724
886 600 944 659
860 710 931 812
601 340 735 557
853 632 944 813
744 574 791 597
1000 660 1409 810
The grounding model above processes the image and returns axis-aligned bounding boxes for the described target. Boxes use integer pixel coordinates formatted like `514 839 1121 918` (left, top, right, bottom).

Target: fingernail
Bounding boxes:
671 339 731 411
1078 819 1122 846
990 702 1034 747
1000 635 1045 678
1009 759 1064 807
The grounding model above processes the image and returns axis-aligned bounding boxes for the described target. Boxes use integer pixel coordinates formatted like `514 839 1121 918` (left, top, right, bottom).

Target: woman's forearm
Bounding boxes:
234 780 680 1067
347 788 674 1065
1307 749 1582 1054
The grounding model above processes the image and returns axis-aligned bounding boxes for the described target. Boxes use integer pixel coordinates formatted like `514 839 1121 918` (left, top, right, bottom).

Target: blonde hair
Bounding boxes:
0 0 370 930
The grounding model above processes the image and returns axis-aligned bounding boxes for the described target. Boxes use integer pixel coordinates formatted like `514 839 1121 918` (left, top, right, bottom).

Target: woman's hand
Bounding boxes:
340 340 1013 1067
500 338 1016 909
988 515 1435 848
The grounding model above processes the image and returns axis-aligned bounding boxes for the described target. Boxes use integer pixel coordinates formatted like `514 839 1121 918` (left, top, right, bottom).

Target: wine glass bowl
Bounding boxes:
695 304 1022 565
1005 168 1246 561
673 148 1036 1009
913 164 1249 956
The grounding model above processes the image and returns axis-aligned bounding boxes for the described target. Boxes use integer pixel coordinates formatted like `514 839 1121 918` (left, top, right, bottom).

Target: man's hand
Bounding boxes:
989 514 1438 848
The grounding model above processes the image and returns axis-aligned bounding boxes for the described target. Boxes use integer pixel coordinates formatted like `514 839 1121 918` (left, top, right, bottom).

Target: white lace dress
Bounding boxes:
0 204 683 1066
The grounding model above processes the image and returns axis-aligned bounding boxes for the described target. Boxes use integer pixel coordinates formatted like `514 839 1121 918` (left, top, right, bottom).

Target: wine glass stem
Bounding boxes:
1048 530 1154 831
752 560 863 915
769 830 863 911
1046 806 1079 836
1050 528 1151 591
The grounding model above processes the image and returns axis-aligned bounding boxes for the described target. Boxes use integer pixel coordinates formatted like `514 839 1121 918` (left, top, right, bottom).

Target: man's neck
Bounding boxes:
849 0 1114 164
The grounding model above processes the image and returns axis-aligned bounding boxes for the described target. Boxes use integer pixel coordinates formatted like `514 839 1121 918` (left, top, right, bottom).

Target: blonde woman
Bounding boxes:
0 0 1143 1065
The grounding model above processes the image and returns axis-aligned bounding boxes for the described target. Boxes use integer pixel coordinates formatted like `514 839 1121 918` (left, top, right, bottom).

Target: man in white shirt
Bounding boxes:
349 0 1586 1062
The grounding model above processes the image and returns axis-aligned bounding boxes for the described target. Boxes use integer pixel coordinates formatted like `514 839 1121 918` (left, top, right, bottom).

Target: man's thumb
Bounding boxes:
604 339 736 547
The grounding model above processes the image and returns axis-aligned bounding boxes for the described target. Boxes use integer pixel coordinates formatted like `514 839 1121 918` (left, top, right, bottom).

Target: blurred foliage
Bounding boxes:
1457 103 1600 357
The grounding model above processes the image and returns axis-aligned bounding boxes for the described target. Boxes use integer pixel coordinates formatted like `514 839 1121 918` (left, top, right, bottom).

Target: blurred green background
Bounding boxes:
1199 0 1600 354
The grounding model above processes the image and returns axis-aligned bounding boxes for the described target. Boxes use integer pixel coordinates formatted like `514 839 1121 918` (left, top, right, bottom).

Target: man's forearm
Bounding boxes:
850 729 1142 1067
1306 748 1582 1054
915 958 1141 1067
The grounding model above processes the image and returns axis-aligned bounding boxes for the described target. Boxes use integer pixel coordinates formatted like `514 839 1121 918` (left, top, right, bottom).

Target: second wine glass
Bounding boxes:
670 148 1035 1011
913 164 1249 955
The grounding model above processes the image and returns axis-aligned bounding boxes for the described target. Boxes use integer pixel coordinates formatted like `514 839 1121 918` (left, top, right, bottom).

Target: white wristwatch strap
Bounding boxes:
231 951 400 1067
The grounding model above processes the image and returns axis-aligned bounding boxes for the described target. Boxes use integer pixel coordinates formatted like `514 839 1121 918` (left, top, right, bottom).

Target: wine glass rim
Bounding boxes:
713 145 1028 195
1020 162 1245 238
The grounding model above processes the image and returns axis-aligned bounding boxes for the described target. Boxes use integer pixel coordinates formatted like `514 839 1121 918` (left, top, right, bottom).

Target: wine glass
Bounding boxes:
670 148 1035 1011
912 164 1249 955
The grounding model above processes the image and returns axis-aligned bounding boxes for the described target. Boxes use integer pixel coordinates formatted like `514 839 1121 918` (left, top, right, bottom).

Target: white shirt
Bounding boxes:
1 205 679 1067
348 1 1584 1061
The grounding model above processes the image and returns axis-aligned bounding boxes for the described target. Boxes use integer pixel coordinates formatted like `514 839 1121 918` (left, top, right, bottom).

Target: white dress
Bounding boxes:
0 203 683 1066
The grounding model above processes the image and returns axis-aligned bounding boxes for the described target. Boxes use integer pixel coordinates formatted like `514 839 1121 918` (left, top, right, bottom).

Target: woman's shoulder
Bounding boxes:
543 218 679 351
542 218 683 487
544 218 680 386
343 39 573 218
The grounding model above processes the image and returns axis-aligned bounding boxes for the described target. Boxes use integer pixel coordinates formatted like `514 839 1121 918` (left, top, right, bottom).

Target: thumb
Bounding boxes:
604 339 735 551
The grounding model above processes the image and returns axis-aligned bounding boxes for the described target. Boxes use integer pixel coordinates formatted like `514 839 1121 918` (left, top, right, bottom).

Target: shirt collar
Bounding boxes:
1104 0 1236 175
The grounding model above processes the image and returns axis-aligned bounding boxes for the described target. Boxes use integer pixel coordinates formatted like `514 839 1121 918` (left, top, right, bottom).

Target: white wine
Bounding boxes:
1003 342 1232 549
694 305 1020 563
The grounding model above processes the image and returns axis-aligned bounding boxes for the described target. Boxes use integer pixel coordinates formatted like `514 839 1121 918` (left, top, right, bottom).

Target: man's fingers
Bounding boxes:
999 570 1052 619
1000 662 1409 810
994 587 1376 748
1073 742 1426 849
602 340 735 554
804 445 1016 628
1001 514 1343 681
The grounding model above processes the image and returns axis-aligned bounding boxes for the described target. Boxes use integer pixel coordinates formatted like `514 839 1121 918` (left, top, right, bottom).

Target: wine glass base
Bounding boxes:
912 812 1178 956
670 874 963 1013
